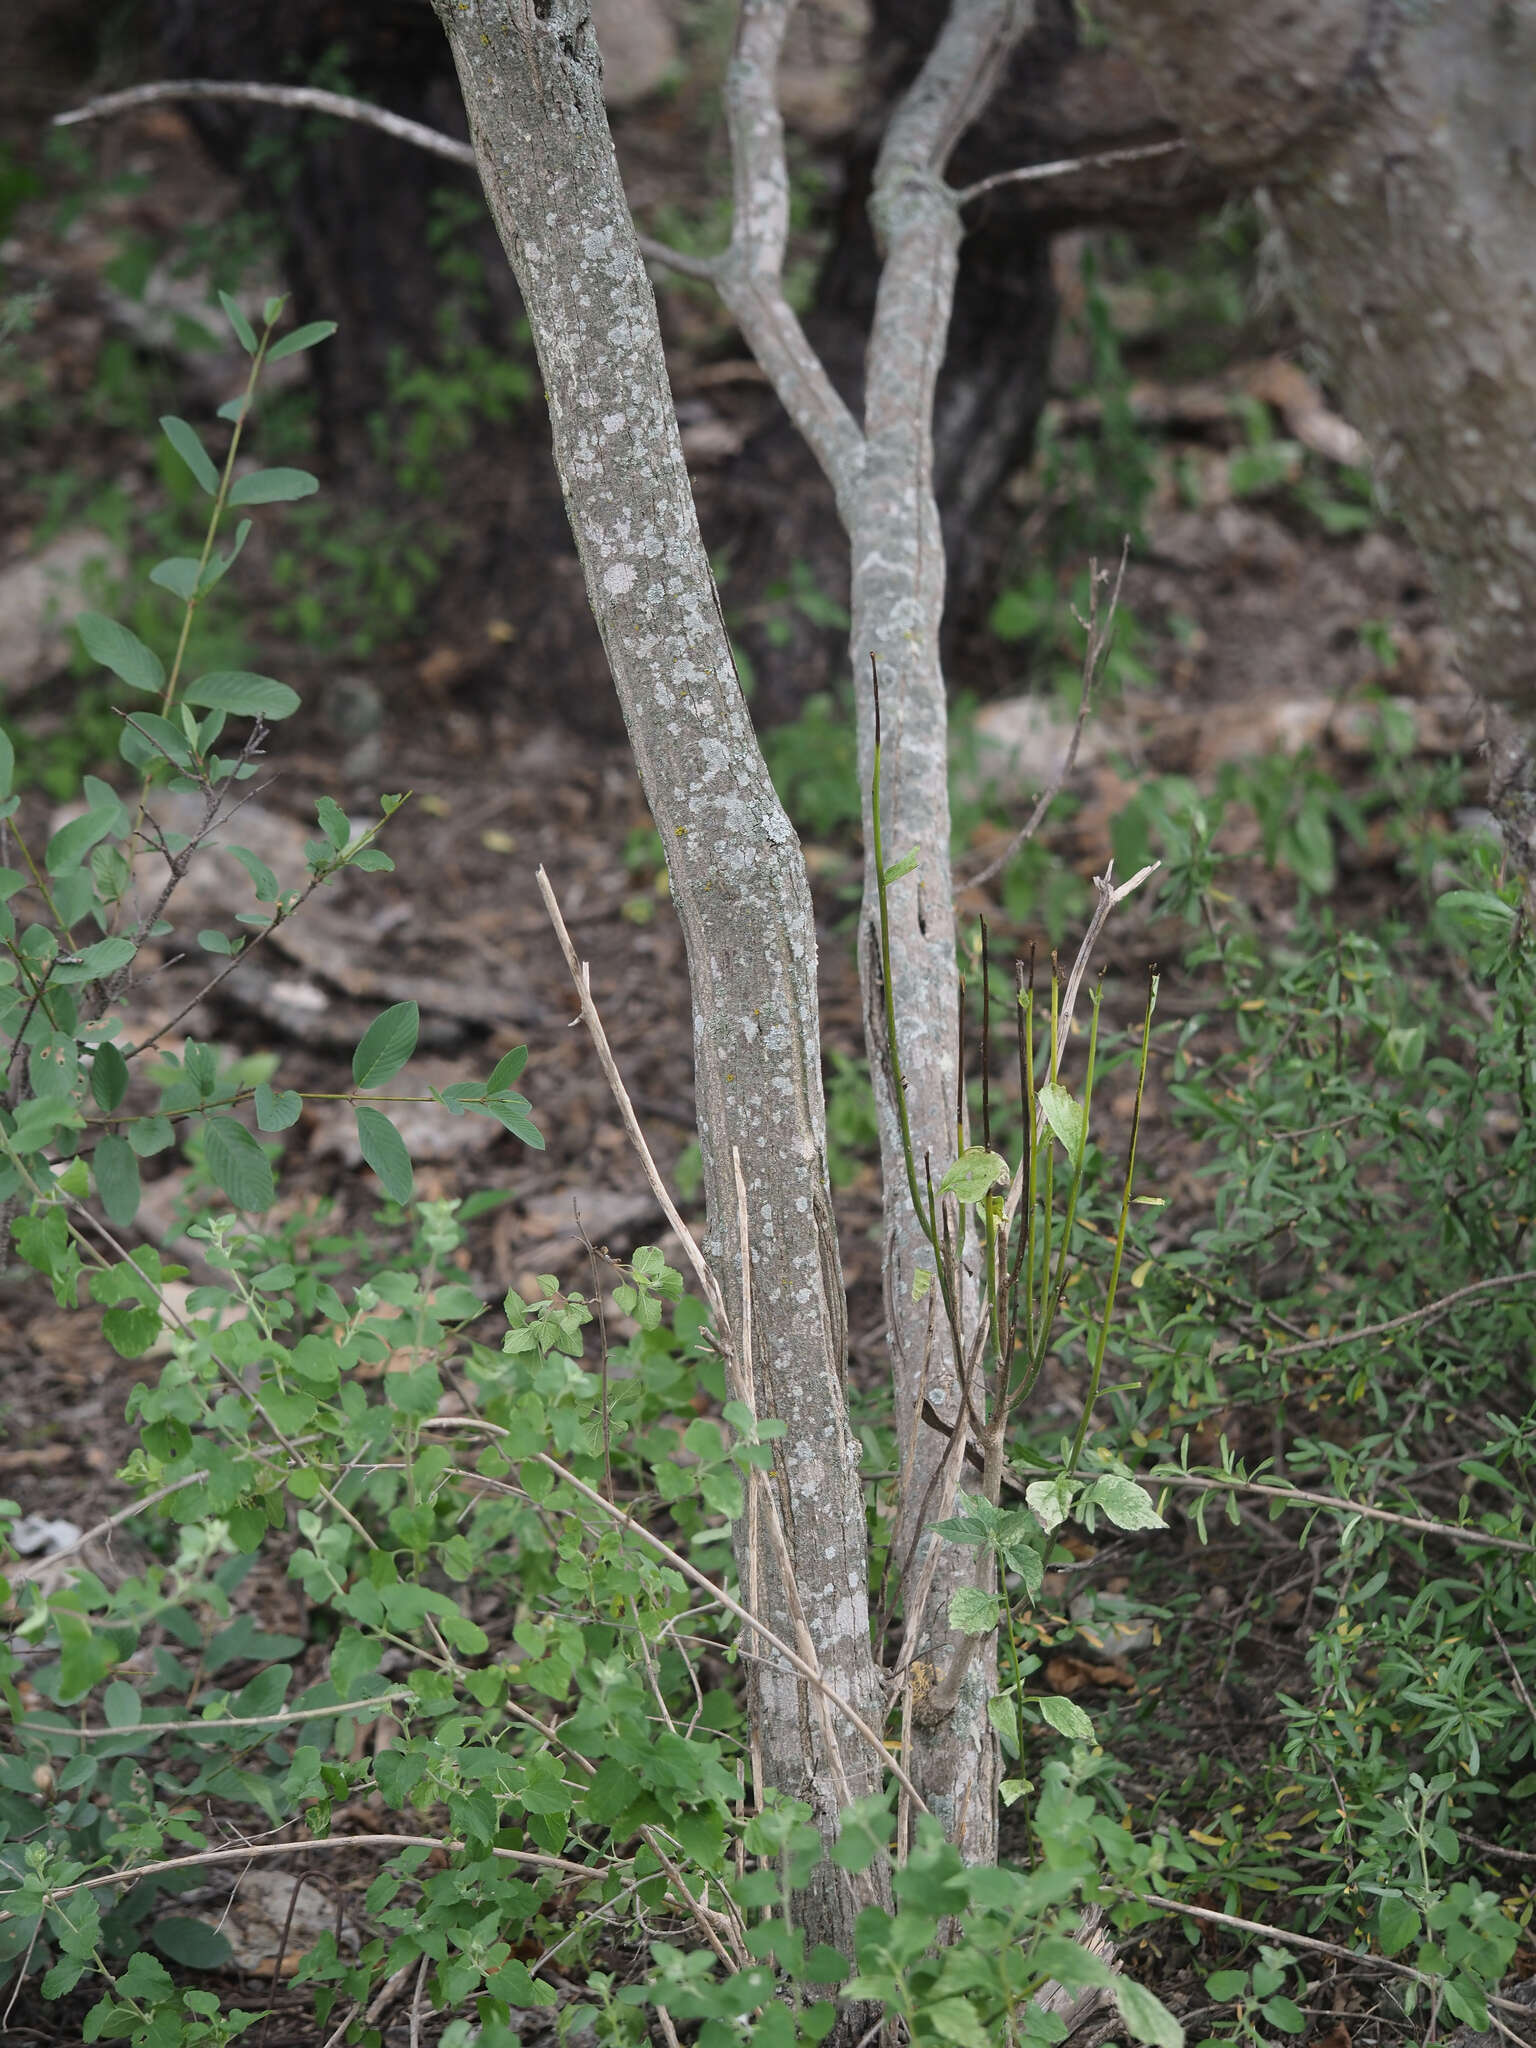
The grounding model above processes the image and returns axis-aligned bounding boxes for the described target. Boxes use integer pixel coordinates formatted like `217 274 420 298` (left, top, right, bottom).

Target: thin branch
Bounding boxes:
636 233 721 283
537 865 726 1331
1264 1267 1536 1358
963 542 1128 892
1461 1832 1536 1867
957 138 1188 206
5 1469 210 1582
715 0 865 505
58 82 710 290
1120 1890 1536 2022
55 80 478 169
1153 1469 1534 1556
20 1692 411 1743
0 1835 601 1926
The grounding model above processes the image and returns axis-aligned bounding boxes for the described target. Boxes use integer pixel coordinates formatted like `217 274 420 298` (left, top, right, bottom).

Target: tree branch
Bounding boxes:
956 136 1187 206
54 79 478 168
715 0 865 510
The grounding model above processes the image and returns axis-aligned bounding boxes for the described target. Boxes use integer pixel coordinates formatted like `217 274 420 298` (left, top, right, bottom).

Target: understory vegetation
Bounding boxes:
0 146 1532 2048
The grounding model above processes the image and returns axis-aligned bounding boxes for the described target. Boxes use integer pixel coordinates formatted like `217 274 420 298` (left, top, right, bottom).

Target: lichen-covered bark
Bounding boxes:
719 0 1029 1874
1093 0 1536 850
848 0 1028 1866
430 0 885 1957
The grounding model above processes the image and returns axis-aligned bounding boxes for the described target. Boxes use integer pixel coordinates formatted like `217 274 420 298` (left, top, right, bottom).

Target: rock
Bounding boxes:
592 0 677 108
0 529 124 695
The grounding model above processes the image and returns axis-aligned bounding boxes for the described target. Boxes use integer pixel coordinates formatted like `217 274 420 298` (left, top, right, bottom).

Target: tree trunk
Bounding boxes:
428 0 888 1966
1092 0 1536 856
846 0 1031 1868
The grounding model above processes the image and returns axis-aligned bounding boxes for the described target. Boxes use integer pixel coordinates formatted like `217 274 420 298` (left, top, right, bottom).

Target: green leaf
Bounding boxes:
1039 1080 1086 1161
129 1115 173 1157
255 1082 302 1132
148 556 202 601
218 290 257 353
266 320 338 361
1203 1971 1248 2001
938 1146 1009 1206
1114 1973 1185 2048
152 1917 233 1970
355 1104 414 1206
182 670 301 720
316 795 351 852
75 611 166 694
92 1135 141 1228
228 466 319 505
1258 1994 1307 2034
948 1587 1001 1637
222 853 278 914
986 1694 1017 1743
1376 1894 1421 1956
479 1098 545 1148
1037 1694 1095 1741
1436 888 1515 927
46 808 116 876
198 517 253 595
90 1041 129 1113
202 1114 275 1212
1026 1477 1071 1535
103 1679 142 1728
882 849 919 886
353 1002 419 1089
160 415 221 495
119 711 194 770
487 1044 528 1091
1089 1474 1166 1532
118 1312 176 1390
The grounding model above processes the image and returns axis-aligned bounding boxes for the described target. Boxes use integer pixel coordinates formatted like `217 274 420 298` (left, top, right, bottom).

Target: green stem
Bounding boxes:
1067 969 1158 1476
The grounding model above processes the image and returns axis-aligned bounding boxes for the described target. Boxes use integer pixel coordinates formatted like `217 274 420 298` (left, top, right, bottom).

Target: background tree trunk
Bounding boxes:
1092 0 1536 853
428 0 888 1969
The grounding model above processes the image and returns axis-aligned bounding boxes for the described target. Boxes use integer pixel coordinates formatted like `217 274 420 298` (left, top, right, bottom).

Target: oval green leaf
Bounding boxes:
266 320 338 362
1038 1694 1095 1741
182 671 301 720
92 1134 141 1228
152 1917 233 1970
1039 1079 1086 1162
75 611 165 694
947 1586 1002 1637
938 1145 1009 1206
352 1001 419 1090
218 290 257 353
148 556 202 601
159 415 221 495
354 1103 414 1206
228 466 319 505
90 1040 129 1113
487 1044 529 1091
1089 1474 1166 1532
202 1114 275 1212
255 1082 303 1132
45 808 116 876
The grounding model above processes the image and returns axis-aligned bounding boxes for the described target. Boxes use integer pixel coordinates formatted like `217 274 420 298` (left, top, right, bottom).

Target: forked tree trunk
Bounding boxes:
1093 0 1536 858
713 0 1030 1876
428 0 888 1964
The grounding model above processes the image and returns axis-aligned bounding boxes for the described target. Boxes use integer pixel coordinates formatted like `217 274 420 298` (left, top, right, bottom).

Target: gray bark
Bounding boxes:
851 0 1028 1863
1091 0 1536 854
429 0 886 1961
716 0 1031 1873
